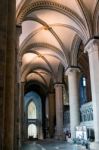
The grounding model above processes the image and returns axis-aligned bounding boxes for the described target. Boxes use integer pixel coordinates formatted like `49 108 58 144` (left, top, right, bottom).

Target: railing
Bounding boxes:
80 102 93 123
64 110 70 124
64 110 70 131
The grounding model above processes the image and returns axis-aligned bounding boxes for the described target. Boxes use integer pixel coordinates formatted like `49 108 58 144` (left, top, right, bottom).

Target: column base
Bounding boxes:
55 133 65 140
90 141 99 150
18 139 22 150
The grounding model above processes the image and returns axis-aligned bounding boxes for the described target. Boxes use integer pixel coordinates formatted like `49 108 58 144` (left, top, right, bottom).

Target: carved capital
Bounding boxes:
65 66 80 76
84 38 99 54
54 83 64 89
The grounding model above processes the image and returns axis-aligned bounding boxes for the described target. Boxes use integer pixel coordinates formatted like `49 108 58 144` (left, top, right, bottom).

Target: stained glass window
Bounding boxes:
28 101 36 119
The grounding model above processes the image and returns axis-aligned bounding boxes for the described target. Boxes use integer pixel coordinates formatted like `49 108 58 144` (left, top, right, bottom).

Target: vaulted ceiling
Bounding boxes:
16 0 99 90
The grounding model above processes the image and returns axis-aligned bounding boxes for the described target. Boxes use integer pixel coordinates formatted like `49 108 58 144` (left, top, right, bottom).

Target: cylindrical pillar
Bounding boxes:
48 92 55 138
3 0 16 149
54 83 64 140
84 39 99 143
0 0 7 148
18 82 25 148
66 67 80 139
14 25 22 150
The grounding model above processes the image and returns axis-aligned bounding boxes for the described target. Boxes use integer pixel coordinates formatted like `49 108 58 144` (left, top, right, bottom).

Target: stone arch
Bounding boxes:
21 66 53 83
70 34 82 66
19 42 67 68
93 0 99 35
16 1 88 42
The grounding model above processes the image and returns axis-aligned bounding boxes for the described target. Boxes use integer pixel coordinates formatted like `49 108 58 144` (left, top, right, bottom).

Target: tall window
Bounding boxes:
28 101 36 119
82 77 86 87
80 76 87 105
28 124 37 138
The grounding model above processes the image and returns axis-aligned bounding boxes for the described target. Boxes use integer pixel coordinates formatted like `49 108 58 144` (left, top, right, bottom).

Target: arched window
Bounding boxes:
82 77 86 87
80 76 87 105
28 101 36 119
28 124 37 138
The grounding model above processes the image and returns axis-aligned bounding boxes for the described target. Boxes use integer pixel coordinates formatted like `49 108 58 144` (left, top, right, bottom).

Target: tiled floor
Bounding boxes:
22 140 87 150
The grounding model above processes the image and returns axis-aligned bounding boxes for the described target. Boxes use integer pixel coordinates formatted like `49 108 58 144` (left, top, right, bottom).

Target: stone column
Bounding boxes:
18 81 25 148
0 0 7 148
54 83 64 140
42 98 46 139
84 39 99 144
65 67 80 139
3 0 16 149
24 110 28 140
14 25 22 150
48 92 55 138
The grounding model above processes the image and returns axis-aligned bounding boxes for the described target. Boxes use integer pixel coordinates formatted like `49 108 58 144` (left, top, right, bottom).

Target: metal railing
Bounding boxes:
80 102 93 122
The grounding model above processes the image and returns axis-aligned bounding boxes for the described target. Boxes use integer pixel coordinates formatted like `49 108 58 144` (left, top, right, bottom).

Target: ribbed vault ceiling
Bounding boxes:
16 0 99 88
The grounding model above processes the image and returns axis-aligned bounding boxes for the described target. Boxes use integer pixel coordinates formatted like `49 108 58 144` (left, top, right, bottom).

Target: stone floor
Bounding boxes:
22 139 87 150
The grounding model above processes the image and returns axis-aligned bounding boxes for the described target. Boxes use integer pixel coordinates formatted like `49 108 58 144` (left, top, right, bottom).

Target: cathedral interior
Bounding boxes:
0 0 99 150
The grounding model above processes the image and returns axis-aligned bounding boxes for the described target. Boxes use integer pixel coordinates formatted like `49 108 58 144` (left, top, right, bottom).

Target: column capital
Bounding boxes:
54 83 64 88
65 66 80 76
84 38 99 54
16 25 22 37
